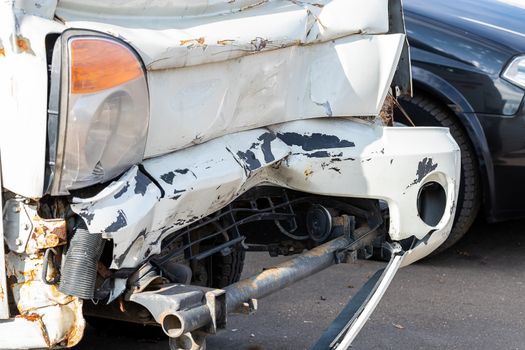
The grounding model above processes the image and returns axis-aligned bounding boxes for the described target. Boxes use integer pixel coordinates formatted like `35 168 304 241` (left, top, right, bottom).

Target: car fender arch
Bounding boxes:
411 66 496 219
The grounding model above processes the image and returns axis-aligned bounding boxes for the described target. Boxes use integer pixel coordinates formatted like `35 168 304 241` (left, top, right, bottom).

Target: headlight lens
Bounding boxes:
49 32 149 195
502 55 525 90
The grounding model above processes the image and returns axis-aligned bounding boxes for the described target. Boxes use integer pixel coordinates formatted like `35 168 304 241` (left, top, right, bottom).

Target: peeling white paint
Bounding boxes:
72 120 460 270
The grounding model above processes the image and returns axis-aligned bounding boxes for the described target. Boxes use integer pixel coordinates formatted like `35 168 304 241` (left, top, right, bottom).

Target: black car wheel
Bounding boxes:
396 92 481 254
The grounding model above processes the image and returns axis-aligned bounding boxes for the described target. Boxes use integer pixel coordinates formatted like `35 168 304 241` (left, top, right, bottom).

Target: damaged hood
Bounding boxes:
54 0 406 158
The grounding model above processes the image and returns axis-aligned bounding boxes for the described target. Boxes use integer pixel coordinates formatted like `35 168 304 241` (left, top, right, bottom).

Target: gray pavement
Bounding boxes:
74 218 525 350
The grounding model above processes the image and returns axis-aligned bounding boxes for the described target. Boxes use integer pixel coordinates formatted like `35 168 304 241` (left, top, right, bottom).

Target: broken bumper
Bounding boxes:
71 118 460 269
0 118 459 348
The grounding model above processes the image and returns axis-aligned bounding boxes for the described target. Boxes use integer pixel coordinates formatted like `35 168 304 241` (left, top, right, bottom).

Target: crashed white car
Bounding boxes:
0 0 460 349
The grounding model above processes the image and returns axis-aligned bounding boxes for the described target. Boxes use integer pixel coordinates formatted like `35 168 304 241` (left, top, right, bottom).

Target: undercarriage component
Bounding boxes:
306 204 334 242
225 226 371 314
129 224 387 349
129 285 226 339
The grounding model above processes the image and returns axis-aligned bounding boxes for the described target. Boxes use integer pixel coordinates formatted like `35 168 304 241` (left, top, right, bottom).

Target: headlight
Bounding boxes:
47 30 149 195
502 55 525 90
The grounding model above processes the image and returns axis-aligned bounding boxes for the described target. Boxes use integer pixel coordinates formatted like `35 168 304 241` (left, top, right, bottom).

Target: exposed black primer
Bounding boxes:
258 132 277 163
105 210 128 232
277 132 354 151
114 182 130 199
236 150 262 171
134 172 149 195
408 157 438 187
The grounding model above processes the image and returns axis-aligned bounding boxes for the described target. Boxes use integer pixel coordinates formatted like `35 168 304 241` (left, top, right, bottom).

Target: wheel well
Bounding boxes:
408 83 490 218
411 84 473 138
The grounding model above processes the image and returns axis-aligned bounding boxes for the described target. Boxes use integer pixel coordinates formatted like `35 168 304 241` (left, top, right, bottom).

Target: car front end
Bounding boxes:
0 0 460 348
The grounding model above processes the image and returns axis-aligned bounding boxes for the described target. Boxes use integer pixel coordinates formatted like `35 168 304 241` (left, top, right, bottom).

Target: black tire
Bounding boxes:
208 248 245 288
396 92 481 254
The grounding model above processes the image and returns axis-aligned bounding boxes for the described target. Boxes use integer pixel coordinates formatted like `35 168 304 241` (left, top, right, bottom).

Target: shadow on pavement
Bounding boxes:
422 217 525 269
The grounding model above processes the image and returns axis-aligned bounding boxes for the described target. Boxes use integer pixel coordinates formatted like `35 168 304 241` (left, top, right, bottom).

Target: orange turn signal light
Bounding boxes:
70 38 143 94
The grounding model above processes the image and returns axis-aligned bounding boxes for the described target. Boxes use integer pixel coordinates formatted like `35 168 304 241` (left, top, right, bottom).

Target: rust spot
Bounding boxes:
34 226 45 236
22 269 37 281
15 35 35 55
118 297 126 313
180 37 205 46
27 217 67 252
217 39 235 45
0 47 5 57
19 313 40 322
97 262 111 279
45 234 59 247
304 168 314 177
66 321 85 347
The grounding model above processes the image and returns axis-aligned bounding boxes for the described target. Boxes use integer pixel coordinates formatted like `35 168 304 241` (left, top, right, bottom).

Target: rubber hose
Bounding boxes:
59 226 105 299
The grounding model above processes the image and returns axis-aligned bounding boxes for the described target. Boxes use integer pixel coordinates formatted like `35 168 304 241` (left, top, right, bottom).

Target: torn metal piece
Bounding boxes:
4 250 85 348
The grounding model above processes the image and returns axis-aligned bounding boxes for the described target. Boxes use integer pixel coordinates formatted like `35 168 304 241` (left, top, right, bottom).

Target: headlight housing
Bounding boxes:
502 55 525 90
47 30 149 195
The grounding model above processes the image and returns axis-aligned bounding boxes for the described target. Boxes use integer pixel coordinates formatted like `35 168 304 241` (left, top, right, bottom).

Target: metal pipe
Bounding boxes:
224 234 354 313
161 305 211 338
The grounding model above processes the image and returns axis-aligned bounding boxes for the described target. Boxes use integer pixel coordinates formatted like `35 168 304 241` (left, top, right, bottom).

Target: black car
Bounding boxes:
399 0 525 252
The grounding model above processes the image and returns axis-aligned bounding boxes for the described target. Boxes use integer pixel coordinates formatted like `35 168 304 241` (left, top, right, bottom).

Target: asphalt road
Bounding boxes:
75 218 525 350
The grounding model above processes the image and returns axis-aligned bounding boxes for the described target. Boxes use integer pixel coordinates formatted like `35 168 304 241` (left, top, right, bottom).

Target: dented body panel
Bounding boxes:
56 0 403 157
72 119 459 270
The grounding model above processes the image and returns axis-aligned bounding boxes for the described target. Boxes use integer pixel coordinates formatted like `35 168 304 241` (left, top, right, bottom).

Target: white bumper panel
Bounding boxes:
70 119 460 269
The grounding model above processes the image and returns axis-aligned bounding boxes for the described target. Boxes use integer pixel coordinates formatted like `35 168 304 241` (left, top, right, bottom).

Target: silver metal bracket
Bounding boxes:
129 284 226 338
